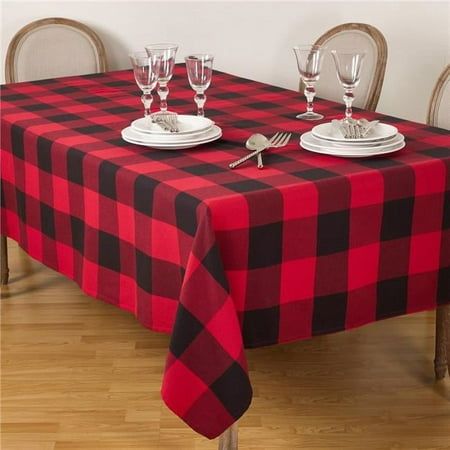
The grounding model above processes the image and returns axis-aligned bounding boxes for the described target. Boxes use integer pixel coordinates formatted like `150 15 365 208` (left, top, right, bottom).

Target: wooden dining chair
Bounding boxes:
428 64 450 380
426 64 450 130
1 18 107 285
300 23 388 111
5 17 107 83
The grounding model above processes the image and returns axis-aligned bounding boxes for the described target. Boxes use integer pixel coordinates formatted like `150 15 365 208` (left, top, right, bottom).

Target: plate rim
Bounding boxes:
122 125 222 146
122 127 222 150
300 137 405 158
131 115 214 136
312 122 398 143
302 131 404 152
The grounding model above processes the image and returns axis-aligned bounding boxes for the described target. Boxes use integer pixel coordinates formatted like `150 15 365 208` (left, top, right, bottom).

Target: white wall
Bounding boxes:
2 1 449 123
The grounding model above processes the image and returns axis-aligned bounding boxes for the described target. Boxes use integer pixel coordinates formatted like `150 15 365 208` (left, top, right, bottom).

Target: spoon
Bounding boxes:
245 133 270 169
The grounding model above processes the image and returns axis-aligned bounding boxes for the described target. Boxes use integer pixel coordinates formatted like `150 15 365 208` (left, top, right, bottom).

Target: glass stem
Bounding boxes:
141 91 153 117
158 83 169 112
343 89 354 120
304 83 316 113
194 91 206 117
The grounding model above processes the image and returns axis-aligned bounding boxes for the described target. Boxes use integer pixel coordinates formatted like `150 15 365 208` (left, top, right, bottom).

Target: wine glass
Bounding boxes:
293 45 325 120
331 50 366 121
145 43 178 112
185 54 214 117
129 51 161 118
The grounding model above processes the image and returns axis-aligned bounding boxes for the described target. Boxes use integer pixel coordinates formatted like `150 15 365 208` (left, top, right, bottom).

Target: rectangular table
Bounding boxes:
1 65 449 442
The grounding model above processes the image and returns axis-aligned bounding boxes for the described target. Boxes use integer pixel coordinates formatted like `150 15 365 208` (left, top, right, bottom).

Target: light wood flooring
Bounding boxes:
1 241 450 450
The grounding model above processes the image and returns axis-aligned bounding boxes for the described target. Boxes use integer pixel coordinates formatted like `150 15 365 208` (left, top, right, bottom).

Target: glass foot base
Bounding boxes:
296 111 324 120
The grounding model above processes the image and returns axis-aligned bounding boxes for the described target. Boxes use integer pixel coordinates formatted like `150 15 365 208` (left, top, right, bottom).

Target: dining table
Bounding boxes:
1 64 449 448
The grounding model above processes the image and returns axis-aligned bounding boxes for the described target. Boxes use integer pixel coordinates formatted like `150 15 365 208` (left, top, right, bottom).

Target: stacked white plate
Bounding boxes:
300 122 405 158
121 115 222 150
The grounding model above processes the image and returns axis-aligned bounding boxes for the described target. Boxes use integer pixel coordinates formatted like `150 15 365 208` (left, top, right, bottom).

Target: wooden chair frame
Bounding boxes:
5 17 107 83
426 64 450 127
300 22 388 111
428 65 450 383
1 17 107 285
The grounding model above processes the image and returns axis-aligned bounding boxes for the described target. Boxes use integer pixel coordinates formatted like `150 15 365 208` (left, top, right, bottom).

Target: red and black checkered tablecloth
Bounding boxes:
1 65 449 439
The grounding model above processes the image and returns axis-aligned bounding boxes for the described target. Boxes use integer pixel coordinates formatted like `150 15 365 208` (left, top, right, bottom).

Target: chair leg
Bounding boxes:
434 304 449 379
218 422 238 450
1 235 9 285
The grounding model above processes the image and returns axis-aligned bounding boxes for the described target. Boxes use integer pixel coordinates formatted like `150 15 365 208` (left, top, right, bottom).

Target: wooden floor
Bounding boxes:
1 241 450 450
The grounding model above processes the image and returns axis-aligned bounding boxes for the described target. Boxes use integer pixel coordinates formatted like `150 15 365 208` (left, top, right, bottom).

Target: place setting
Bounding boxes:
294 44 405 158
121 45 222 150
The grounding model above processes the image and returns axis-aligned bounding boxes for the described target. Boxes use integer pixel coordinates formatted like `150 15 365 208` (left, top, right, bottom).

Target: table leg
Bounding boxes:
1 235 9 285
218 422 238 450
434 304 449 379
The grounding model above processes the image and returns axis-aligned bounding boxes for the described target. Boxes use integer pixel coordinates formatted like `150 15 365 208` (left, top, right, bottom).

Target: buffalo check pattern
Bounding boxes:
1 65 450 439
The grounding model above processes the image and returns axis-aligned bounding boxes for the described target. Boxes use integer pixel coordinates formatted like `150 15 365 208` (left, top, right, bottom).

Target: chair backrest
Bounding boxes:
5 17 107 83
427 65 450 130
300 23 387 111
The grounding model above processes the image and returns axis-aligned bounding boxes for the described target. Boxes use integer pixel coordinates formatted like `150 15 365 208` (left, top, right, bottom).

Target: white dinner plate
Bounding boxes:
121 125 222 150
302 131 405 153
312 122 398 143
131 115 214 136
300 132 405 158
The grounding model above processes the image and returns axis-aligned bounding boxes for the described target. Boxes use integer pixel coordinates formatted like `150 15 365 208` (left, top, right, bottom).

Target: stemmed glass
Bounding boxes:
185 54 214 117
293 45 325 120
331 50 366 121
145 43 178 112
129 51 161 118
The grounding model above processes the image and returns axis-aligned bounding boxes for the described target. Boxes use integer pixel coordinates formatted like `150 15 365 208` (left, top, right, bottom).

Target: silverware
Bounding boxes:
152 112 179 132
358 119 379 137
332 118 379 139
245 134 269 169
229 132 292 169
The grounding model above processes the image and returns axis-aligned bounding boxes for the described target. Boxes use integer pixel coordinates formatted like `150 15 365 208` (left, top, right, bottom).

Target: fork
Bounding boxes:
152 112 179 132
229 132 292 169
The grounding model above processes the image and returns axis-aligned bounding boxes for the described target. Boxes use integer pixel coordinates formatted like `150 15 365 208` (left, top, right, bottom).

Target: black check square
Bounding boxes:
99 161 119 200
77 96 107 104
246 101 277 110
421 147 450 158
2 93 29 101
98 231 121 272
183 163 225 176
381 198 414 241
40 203 55 239
70 216 85 253
169 304 203 357
11 124 25 159
224 180 270 193
231 119 263 129
53 86 79 94
75 124 111 134
105 80 132 87
243 306 280 347
23 103 53 111
49 113 81 122
293 168 338 181
134 175 159 216
15 189 26 222
136 249 152 293
215 92 243 100
67 148 86 185
317 210 350 255
104 106 136 114
312 293 347 335
376 277 408 319
175 192 202 237
210 362 252 418
437 267 450 304
248 222 283 269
